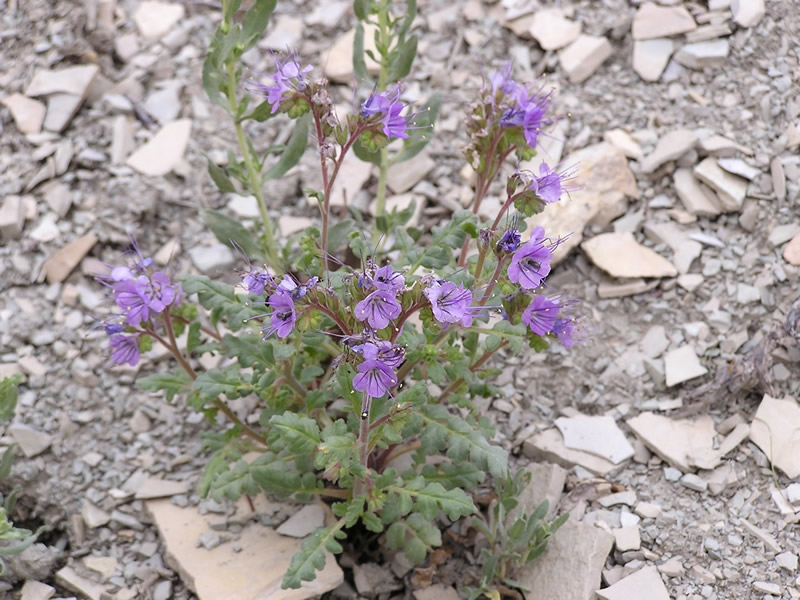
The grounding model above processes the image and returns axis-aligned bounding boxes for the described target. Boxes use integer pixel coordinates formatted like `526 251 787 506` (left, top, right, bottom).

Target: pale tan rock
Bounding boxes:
154 238 181 266
698 134 753 156
83 556 119 580
633 39 673 82
690 423 750 470
413 584 460 600
626 413 715 472
731 0 765 27
81 501 111 529
603 129 643 159
2 93 46 134
55 566 105 600
25 65 99 97
20 579 56 600
386 152 436 194
596 566 669 600
555 415 634 464
632 3 697 40
111 115 136 164
674 39 729 69
664 345 707 386
598 279 659 298
530 8 581 51
640 129 698 174
750 395 800 479
40 234 98 284
583 232 677 278
147 499 343 599
8 424 53 457
276 504 325 538
323 26 380 83
771 156 786 201
674 168 721 216
328 151 371 206
526 143 638 264
43 93 86 133
41 181 72 217
135 477 191 500
0 195 26 240
559 35 613 83
133 1 185 40
614 526 641 552
508 462 566 523
517 518 614 600
279 216 315 237
523 428 617 476
127 119 192 176
783 232 800 266
693 157 747 211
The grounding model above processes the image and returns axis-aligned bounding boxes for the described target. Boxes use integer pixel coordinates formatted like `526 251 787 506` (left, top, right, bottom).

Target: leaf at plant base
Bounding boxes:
200 209 262 261
391 92 442 165
268 412 321 454
352 135 381 166
420 463 485 489
206 158 237 194
0 445 16 480
265 113 310 180
282 524 344 589
240 0 277 50
0 375 21 423
385 512 441 565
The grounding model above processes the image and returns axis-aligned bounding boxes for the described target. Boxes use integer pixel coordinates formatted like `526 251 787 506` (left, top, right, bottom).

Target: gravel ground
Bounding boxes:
1 0 799 598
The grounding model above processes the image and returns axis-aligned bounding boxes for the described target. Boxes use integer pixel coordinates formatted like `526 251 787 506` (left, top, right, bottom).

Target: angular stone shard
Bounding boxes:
508 462 567 522
40 234 98 284
603 129 643 160
8 424 53 457
2 93 46 134
633 39 673 82
523 428 617 476
0 195 26 241
134 477 191 500
731 0 765 27
627 413 715 472
133 1 185 40
640 129 698 174
674 168 721 216
632 3 697 40
25 65 99 97
582 232 678 279
559 35 613 83
664 345 707 386
530 8 581 51
555 415 634 464
674 39 729 70
127 119 192 176
750 395 800 479
596 566 670 600
693 157 748 212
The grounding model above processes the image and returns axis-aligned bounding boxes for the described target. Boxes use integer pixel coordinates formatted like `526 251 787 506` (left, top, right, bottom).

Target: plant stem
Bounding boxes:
225 61 279 269
478 256 508 305
282 361 307 399
439 338 508 402
353 407 371 498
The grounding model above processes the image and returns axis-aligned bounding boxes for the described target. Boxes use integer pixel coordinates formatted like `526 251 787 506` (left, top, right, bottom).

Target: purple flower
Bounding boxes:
552 317 574 348
138 271 177 313
113 279 150 326
263 292 297 339
109 334 140 367
242 270 272 296
529 162 576 205
424 281 474 327
507 226 552 290
354 341 406 368
353 359 397 399
361 86 410 140
497 228 521 253
373 265 404 293
355 290 402 330
522 296 559 336
248 53 312 113
499 86 553 150
490 62 517 97
279 274 318 299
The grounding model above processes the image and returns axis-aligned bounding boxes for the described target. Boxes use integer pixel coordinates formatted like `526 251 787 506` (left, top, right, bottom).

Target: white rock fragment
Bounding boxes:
776 552 798 572
664 345 707 386
771 156 787 201
680 473 707 492
596 566 670 600
56 566 105 600
674 39 729 69
784 233 800 266
749 394 800 478
276 504 325 538
640 129 698 174
632 3 697 40
769 223 800 247
741 518 782 553
8 424 53 457
324 27 380 83
736 283 760 304
40 233 98 284
0 195 26 241
25 65 99 97
698 134 753 156
127 119 192 176
640 325 669 359
717 158 761 181
731 0 765 27
279 216 315 237
582 232 677 279
633 39 674 82
693 157 748 212
603 129 643 159
530 8 581 51
627 413 715 472
509 463 566 522
614 526 641 552
133 1 185 40
83 556 119 580
598 491 636 508
327 151 372 207
555 415 634 464
20 580 56 600
753 582 781 595
690 423 750 470
658 558 685 577
634 502 661 519
674 169 721 216
2 93 46 134
135 477 191 500
144 81 183 124
559 35 613 84
189 244 235 275
386 152 436 194
523 428 617 476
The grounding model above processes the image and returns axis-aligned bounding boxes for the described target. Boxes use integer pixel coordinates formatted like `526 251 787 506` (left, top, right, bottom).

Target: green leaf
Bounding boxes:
282 523 344 589
397 479 476 521
352 22 371 84
193 367 251 400
222 333 274 368
420 463 485 489
268 412 321 454
387 34 417 82
224 0 243 21
0 375 21 423
396 0 417 41
327 219 355 252
241 0 278 50
385 512 440 565
187 322 203 354
0 445 16 481
242 100 276 122
137 372 192 402
265 113 310 180
200 209 262 261
353 0 370 20
202 46 227 109
352 135 382 166
206 158 237 194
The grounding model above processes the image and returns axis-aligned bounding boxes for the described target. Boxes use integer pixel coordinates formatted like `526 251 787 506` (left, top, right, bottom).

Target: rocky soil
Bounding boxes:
0 0 799 599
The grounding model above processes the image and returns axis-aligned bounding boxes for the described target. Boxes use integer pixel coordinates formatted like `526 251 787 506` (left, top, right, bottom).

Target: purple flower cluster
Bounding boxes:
360 86 411 140
423 281 476 328
352 341 405 403
248 53 312 113
241 271 321 340
522 296 576 347
528 162 578 205
507 226 554 290
489 62 555 151
355 265 405 330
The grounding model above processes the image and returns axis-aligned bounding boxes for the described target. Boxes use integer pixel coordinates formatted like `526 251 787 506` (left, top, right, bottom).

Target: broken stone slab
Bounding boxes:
640 325 669 359
386 152 435 194
133 1 185 40
693 157 748 212
674 168 722 216
276 504 325 538
517 517 613 600
633 39 674 82
582 232 677 279
144 81 183 124
43 93 84 133
111 115 136 165
3 93 46 134
55 566 105 600
329 151 372 206
279 216 315 237
596 566 670 600
41 181 72 217
558 35 613 84
613 525 641 552
707 463 738 496
530 8 581 51
698 133 753 156
740 518 782 553
0 195 26 241
674 39 729 70
413 584 460 600
686 23 733 43
626 413 716 472
523 428 618 476
554 415 634 464
663 345 708 386
20 580 55 600
127 119 192 176
783 232 800 266
508 462 566 523
632 2 697 40
25 65 99 98
749 394 800 478
323 26 380 83
731 0 765 27
768 223 800 247
83 556 118 580
717 158 761 181
771 156 787 201
134 477 191 500
40 233 98 284
146 499 343 599
640 129 698 174
8 424 53 457
603 129 643 160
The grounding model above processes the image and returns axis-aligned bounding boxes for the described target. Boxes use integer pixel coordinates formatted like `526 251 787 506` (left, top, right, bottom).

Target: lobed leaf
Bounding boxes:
268 412 321 454
282 523 345 589
137 372 192 402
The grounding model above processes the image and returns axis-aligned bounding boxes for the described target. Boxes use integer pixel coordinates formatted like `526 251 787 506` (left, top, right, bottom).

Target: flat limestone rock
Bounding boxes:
323 27 380 83
25 65 99 97
41 233 98 284
674 39 729 70
20 579 56 600
640 129 698 174
8 424 53 457
632 3 696 40
783 232 800 266
674 168 721 216
276 504 325 538
43 93 84 132
523 428 617 476
386 152 435 194
517 517 613 600
526 143 637 263
603 129 643 160
731 0 765 27
146 500 343 600
135 477 191 500
0 195 26 241
530 8 581 51
690 423 750 470
2 93 46 134
558 34 613 84
134 1 185 40
55 566 105 600
508 462 567 523
582 232 677 278
626 413 716 472
555 415 634 464
750 395 800 479
633 39 673 82
127 119 192 176
329 151 372 206
664 345 707 386
596 565 670 600
693 157 747 212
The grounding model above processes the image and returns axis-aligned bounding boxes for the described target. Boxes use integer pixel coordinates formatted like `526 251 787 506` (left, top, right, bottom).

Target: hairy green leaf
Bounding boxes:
282 523 344 589
206 159 237 194
269 412 321 454
200 209 262 261
0 375 21 423
387 34 417 82
222 333 274 368
241 0 278 50
137 372 192 402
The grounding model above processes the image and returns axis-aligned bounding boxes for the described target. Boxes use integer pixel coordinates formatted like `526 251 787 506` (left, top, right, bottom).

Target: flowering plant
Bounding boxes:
97 0 577 593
